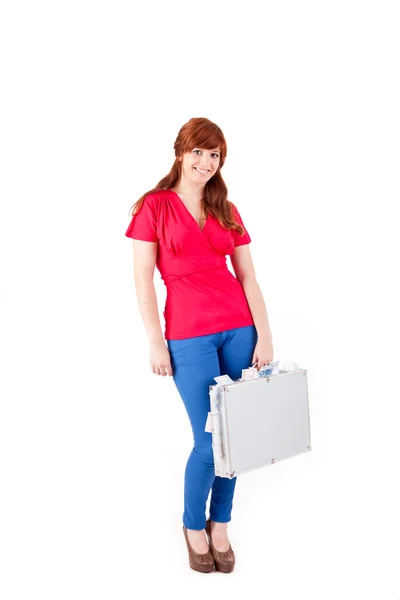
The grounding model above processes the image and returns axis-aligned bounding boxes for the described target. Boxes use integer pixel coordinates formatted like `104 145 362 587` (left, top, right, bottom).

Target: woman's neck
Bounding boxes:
172 180 205 201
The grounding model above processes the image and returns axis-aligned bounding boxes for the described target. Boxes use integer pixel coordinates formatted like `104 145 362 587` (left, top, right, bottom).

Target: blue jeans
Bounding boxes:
167 325 258 530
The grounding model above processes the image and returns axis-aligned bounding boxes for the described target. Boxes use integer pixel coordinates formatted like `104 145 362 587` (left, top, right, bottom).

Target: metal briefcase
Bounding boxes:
206 364 311 479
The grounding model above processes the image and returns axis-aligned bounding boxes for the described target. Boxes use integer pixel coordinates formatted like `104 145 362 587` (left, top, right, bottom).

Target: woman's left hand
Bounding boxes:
252 335 274 370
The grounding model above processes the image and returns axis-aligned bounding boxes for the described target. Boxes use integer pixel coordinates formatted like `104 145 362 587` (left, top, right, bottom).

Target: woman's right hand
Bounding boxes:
149 340 173 377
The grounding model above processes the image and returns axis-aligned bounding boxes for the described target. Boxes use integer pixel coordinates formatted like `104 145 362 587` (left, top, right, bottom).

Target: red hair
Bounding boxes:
128 117 245 235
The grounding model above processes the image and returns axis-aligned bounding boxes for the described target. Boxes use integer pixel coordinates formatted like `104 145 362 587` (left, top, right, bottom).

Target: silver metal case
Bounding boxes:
208 369 311 478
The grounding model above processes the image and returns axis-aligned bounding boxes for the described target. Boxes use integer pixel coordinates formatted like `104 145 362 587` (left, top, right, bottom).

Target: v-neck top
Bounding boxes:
125 189 254 340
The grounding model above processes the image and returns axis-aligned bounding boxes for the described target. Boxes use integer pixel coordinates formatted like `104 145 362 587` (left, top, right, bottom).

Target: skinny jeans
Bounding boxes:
167 325 258 530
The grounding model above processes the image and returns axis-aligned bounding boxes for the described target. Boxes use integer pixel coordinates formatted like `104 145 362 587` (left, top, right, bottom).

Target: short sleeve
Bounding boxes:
125 194 158 242
231 203 251 247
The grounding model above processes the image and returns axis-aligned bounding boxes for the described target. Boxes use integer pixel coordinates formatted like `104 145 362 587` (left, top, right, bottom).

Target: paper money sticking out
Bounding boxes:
258 360 280 377
214 374 234 385
241 367 259 380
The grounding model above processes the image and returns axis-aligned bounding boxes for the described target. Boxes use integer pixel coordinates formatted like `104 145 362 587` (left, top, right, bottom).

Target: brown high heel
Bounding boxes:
205 518 235 573
182 525 215 573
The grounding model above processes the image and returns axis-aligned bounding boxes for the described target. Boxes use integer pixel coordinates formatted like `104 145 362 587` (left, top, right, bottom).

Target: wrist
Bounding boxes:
149 337 165 345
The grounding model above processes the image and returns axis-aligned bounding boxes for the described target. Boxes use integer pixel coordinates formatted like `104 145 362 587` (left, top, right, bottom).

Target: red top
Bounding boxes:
125 189 254 340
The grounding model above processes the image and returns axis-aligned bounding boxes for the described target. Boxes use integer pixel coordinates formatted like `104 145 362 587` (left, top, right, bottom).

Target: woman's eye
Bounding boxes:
193 149 219 158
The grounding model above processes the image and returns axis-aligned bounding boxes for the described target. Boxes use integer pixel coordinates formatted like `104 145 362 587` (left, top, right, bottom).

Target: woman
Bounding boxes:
125 117 273 573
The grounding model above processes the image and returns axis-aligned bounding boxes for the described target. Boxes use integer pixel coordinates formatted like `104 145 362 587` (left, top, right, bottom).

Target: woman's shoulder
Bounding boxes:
138 190 168 214
143 189 171 205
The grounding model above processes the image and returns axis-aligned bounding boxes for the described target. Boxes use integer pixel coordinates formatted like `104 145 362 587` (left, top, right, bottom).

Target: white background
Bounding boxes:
1 1 399 598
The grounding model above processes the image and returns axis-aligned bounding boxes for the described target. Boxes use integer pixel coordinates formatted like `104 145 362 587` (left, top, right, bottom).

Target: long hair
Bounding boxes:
128 117 245 235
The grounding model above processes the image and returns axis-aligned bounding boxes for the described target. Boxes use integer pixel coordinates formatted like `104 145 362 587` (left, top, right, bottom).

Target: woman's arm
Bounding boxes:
132 240 164 343
242 278 272 341
132 240 172 376
231 245 273 370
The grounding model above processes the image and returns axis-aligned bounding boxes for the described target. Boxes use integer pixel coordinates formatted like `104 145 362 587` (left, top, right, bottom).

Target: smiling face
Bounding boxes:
181 147 221 185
